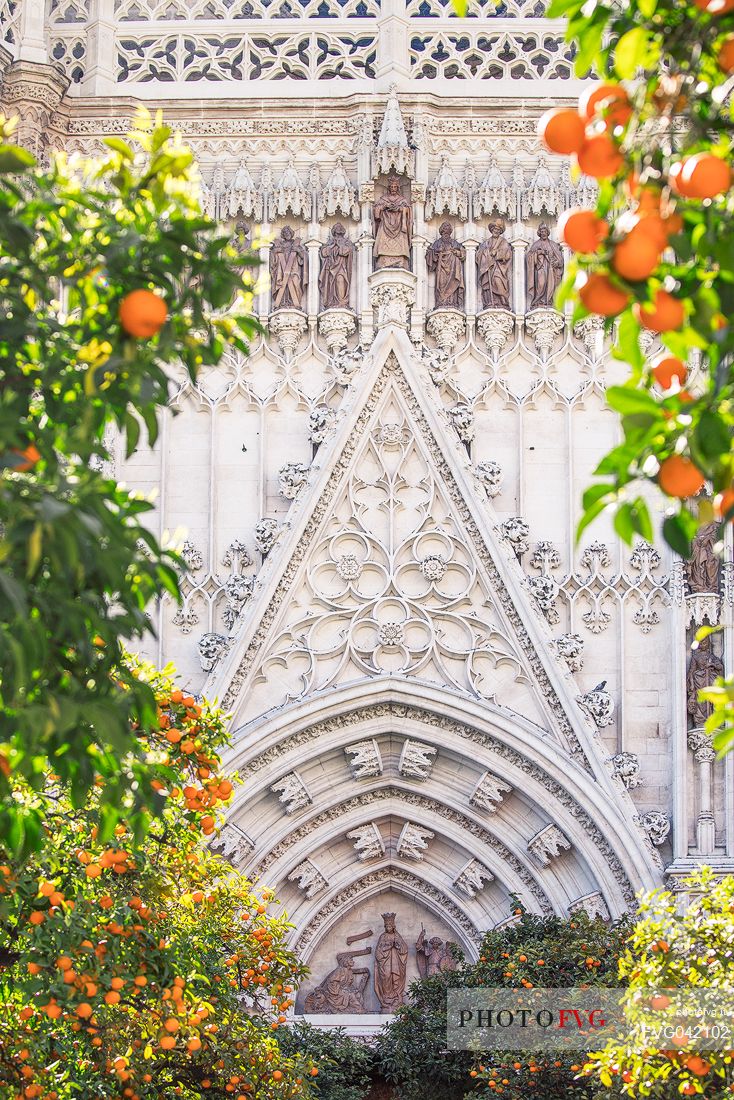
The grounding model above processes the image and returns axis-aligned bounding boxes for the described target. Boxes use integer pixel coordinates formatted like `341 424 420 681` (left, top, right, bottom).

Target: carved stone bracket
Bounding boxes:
210 822 255 867
552 633 584 673
685 593 721 627
399 739 437 780
473 459 503 499
476 308 514 357
347 823 385 862
288 859 329 899
527 824 571 866
368 269 416 329
638 810 670 847
576 683 615 728
396 821 434 860
568 892 610 921
345 739 383 780
454 859 494 898
609 751 641 789
271 771 312 815
470 771 512 812
318 308 357 353
426 308 466 353
278 461 310 500
525 308 565 358
198 631 230 673
268 308 307 359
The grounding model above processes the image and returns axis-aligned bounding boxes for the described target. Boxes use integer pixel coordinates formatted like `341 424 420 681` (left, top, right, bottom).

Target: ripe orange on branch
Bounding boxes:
119 289 168 339
657 455 705 498
538 108 586 155
558 208 608 253
611 233 660 282
652 355 687 389
679 153 731 199
579 83 632 126
695 0 734 13
718 33 734 70
634 289 686 332
578 272 630 317
577 132 624 180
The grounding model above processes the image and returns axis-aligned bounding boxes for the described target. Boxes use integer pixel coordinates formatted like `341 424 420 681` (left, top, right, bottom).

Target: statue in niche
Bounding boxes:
303 948 372 1014
270 225 307 311
374 912 408 1012
687 522 720 594
687 634 724 728
373 175 413 271
318 223 355 310
426 221 466 310
416 928 459 978
232 217 251 255
476 219 512 311
526 222 564 310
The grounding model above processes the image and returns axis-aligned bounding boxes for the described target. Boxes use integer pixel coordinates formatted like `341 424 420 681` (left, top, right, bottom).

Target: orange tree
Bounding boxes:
0 112 259 853
537 0 734 747
0 658 318 1100
375 909 627 1100
586 869 734 1097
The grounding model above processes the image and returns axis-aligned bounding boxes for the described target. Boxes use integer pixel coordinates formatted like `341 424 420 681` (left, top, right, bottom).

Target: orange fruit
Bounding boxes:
164 1018 179 1033
715 487 734 518
695 0 734 12
577 132 624 179
11 445 40 471
159 1035 176 1050
76 1003 93 1019
188 1038 202 1052
558 208 608 253
272 1071 283 1081
658 455 705 498
538 109 586 155
104 990 121 1005
29 911 45 925
718 34 734 70
579 83 632 125
635 289 686 332
686 1056 711 1076
649 994 671 1011
118 289 168 339
578 272 630 316
680 153 731 199
611 233 660 281
85 864 102 878
652 355 687 389
310 1068 319 1077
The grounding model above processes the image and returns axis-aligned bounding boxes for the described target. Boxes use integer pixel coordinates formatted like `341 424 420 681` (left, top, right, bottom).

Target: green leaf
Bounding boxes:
614 26 660 79
605 386 660 416
663 512 696 558
613 310 645 373
692 411 731 462
0 145 36 173
103 137 135 160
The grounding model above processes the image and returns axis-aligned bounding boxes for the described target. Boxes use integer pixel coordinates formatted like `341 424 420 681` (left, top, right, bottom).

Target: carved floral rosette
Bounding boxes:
268 308 308 358
476 308 514 357
368 269 416 330
426 308 466 353
318 307 357 352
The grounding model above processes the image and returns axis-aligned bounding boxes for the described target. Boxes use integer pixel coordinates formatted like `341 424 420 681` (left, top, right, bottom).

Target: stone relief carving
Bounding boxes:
270 158 311 220
470 771 512 812
474 155 515 220
687 636 724 729
347 823 385 862
688 728 716 763
373 175 413 271
639 811 670 847
568 892 610 922
254 519 280 557
426 155 468 221
210 822 254 866
527 824 571 866
687 522 720 594
270 226 307 310
318 157 358 221
552 633 584 673
308 404 337 446
226 160 263 220
374 912 408 1012
345 739 383 780
399 739 437 780
453 859 494 898
521 155 562 218
500 516 530 558
473 459 503 498
476 220 511 311
416 928 458 977
426 221 465 310
426 308 466 353
319 223 355 310
526 224 563 311
576 682 615 729
397 822 434 860
271 771 312 814
609 751 641 790
288 858 329 899
198 631 230 673
304 947 372 1014
278 461 310 500
375 87 413 178
447 402 475 444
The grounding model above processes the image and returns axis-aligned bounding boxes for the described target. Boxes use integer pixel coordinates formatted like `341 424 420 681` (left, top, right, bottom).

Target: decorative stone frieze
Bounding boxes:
527 824 571 866
271 772 312 815
470 772 512 813
453 859 494 898
396 822 434 860
399 739 437 780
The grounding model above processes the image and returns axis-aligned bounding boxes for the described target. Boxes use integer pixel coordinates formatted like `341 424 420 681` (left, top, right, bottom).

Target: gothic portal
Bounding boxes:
3 0 732 1030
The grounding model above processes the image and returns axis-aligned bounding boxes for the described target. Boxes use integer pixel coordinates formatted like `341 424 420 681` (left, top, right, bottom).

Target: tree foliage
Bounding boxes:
0 112 259 854
0 659 317 1100
277 1022 374 1100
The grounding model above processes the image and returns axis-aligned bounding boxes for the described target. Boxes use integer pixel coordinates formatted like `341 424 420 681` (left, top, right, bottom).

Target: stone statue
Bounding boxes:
687 522 720 594
477 220 512 310
318 223 355 309
304 948 371 1014
687 635 724 729
416 928 459 979
526 223 564 310
426 222 465 310
270 225 307 311
374 912 408 1012
373 176 413 271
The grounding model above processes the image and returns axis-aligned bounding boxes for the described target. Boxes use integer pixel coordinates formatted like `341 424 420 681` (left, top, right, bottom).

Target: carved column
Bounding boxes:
411 182 427 344
357 182 375 343
670 561 690 861
688 730 716 855
80 0 117 95
511 229 530 317
306 234 320 324
18 0 49 63
258 233 272 322
463 237 478 328
1 61 69 162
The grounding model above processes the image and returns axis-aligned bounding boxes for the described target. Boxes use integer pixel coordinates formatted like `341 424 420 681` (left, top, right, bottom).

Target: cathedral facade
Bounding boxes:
2 0 733 1026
